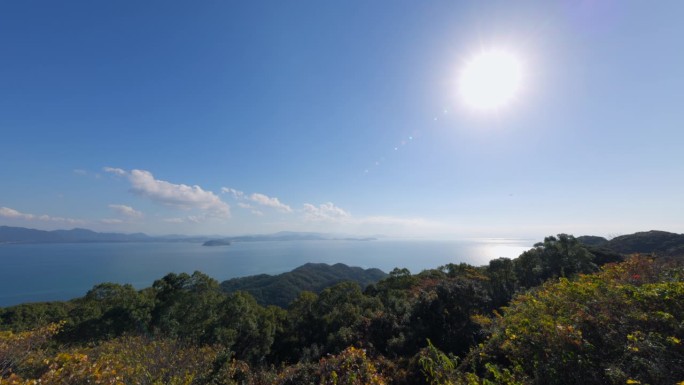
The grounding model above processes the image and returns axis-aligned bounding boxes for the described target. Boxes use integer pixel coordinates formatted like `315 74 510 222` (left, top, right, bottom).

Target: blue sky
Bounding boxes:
1 1 683 239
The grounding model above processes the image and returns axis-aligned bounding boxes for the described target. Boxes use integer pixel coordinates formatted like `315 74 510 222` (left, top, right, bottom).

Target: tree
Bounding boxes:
408 276 490 356
486 257 517 309
514 234 597 289
149 271 224 341
64 282 153 341
211 291 280 363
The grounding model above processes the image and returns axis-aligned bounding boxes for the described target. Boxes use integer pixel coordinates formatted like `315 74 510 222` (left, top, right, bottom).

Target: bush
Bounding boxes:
458 257 684 385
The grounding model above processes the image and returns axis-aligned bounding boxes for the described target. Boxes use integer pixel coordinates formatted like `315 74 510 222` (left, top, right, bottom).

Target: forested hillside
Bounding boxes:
578 230 684 257
606 230 684 256
1 234 682 385
220 262 387 307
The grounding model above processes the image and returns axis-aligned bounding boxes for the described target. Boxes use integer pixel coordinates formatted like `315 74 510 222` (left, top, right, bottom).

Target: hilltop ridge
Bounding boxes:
220 262 387 307
578 230 684 257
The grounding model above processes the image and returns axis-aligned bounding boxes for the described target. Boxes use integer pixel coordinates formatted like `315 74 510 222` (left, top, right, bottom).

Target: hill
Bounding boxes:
577 230 684 258
576 235 608 246
220 262 387 307
604 230 684 256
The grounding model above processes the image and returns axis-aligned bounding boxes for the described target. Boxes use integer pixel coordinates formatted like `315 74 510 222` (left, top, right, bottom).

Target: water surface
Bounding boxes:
0 239 531 307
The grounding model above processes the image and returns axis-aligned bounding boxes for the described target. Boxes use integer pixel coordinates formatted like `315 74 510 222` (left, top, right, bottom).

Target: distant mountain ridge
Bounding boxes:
220 262 387 307
0 226 376 244
0 226 158 244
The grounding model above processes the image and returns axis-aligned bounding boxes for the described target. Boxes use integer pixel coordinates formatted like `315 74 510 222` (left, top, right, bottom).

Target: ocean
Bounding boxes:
0 238 532 307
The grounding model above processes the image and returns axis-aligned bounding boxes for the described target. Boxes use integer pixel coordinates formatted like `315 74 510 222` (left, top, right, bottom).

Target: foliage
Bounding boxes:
484 258 517 309
0 303 71 332
0 322 62 379
211 292 281 362
407 274 490 357
514 234 597 288
62 282 153 342
1 335 225 385
605 230 684 256
318 347 387 385
272 282 382 363
220 263 387 308
458 256 684 385
2 234 681 384
150 271 225 342
418 340 458 385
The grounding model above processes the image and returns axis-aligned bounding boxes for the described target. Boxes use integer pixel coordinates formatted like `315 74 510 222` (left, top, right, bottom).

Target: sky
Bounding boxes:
1 1 683 239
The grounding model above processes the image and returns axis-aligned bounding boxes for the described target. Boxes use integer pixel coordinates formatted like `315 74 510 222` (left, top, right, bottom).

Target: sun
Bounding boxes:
458 49 524 112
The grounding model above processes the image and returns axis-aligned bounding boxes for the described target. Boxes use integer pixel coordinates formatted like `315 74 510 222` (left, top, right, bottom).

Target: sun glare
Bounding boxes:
458 49 524 112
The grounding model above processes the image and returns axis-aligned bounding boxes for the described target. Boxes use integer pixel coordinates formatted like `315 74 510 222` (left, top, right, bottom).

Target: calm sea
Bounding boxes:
0 239 532 307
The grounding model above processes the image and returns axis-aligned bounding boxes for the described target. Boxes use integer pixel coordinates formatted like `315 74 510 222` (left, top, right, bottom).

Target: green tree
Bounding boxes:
64 282 153 341
486 258 517 309
408 276 490 356
150 271 225 341
312 282 383 354
211 291 280 363
514 234 597 289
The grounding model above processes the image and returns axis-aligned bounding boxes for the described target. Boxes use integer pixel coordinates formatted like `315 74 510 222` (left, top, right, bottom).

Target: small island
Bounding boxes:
202 239 231 247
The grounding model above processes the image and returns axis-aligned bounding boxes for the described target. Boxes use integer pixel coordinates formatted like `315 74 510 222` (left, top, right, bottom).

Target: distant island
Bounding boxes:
202 239 231 247
0 226 377 245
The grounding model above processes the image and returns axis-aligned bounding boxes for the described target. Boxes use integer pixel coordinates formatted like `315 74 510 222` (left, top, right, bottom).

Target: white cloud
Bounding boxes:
163 218 184 223
0 207 30 219
187 215 202 224
0 206 84 225
108 204 143 219
107 168 230 218
236 202 264 216
73 169 87 176
224 187 292 214
302 202 351 222
100 218 124 224
298 202 444 235
103 167 126 176
249 193 292 213
221 187 245 199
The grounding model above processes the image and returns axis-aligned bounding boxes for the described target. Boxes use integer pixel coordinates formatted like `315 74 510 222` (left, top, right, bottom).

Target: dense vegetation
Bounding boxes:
578 230 684 258
604 230 684 256
220 263 387 307
1 233 682 384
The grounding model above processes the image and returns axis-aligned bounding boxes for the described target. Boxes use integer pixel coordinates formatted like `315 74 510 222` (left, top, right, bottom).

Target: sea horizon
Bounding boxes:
0 238 532 307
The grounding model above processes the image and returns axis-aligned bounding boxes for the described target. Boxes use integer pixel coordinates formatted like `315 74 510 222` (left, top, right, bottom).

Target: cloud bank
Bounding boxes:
222 187 292 214
249 193 292 213
302 202 351 222
0 206 84 225
108 204 143 219
105 168 230 218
